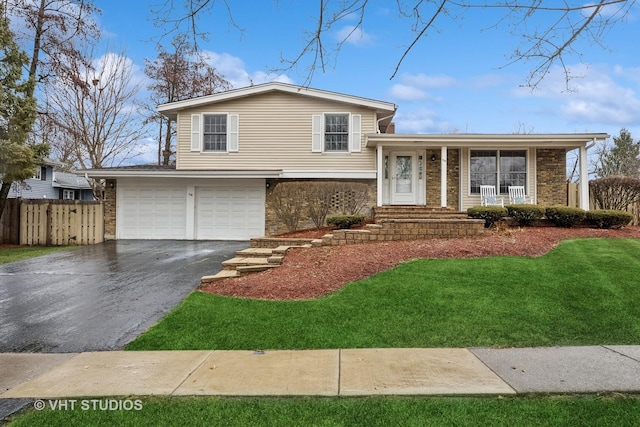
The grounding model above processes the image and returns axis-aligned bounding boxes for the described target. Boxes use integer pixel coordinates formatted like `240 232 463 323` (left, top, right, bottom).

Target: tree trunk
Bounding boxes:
0 181 13 222
162 120 173 165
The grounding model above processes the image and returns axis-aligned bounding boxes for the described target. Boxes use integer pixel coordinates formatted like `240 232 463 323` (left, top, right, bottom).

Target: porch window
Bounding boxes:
470 150 526 194
203 114 227 152
324 114 349 152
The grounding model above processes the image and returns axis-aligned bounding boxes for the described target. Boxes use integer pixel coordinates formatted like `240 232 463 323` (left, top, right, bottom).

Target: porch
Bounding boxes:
367 134 607 211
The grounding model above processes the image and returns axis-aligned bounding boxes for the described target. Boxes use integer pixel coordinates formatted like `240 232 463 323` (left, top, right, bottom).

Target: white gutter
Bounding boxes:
376 114 395 134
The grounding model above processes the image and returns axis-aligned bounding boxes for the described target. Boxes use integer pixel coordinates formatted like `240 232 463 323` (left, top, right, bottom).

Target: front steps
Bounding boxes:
317 206 485 246
201 206 484 284
201 244 313 284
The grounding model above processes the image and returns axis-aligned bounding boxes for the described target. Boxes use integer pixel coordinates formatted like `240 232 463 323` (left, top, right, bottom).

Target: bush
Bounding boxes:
590 175 640 211
327 214 365 229
506 204 546 226
585 209 633 229
545 206 586 228
467 206 508 228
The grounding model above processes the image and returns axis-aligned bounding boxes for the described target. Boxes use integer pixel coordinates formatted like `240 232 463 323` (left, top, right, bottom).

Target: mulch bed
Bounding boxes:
200 226 640 301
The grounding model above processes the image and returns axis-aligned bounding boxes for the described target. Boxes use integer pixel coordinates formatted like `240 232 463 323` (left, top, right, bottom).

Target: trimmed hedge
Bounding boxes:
327 214 365 229
506 204 546 226
467 206 508 228
585 209 633 229
545 206 586 228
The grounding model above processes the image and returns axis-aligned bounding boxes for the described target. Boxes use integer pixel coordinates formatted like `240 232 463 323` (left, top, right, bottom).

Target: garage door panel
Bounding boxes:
195 180 265 240
118 183 187 240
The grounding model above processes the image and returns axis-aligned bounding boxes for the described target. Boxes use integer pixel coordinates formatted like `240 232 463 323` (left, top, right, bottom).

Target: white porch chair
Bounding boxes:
508 186 534 204
480 185 504 207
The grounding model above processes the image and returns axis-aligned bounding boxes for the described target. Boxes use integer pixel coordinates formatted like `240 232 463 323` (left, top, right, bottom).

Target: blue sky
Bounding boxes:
93 1 640 163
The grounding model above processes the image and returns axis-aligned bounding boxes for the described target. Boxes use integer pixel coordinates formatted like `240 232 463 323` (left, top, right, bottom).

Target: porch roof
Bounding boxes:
365 133 609 148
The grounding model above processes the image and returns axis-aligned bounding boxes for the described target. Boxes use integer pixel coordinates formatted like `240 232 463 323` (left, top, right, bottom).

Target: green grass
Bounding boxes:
9 395 640 426
0 245 72 264
127 238 640 350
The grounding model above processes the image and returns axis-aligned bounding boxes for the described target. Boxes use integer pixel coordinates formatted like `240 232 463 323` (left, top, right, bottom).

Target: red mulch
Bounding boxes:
199 226 640 301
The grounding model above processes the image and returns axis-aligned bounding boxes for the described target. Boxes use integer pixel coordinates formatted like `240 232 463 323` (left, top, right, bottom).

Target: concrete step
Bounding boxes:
200 269 240 284
235 248 275 258
374 206 468 222
236 264 280 274
222 257 271 270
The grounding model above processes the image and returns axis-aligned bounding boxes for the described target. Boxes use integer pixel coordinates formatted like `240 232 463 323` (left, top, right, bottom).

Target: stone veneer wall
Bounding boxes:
425 148 460 209
103 179 117 240
536 149 567 206
264 178 377 236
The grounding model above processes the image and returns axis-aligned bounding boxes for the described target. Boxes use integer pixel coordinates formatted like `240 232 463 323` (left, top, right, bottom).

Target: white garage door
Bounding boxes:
196 179 265 240
118 182 187 239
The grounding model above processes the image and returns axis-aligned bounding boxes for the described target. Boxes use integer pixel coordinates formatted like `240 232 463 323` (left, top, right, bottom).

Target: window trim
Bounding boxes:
311 112 361 154
190 112 239 153
468 148 528 195
62 189 76 200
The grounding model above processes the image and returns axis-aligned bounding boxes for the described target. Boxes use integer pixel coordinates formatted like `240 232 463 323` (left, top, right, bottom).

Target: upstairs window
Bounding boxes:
324 114 349 152
470 150 527 194
312 113 361 153
190 113 239 153
203 114 227 152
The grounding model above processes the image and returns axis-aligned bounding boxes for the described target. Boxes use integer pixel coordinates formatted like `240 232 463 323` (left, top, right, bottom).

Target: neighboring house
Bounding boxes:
86 82 607 241
9 158 94 201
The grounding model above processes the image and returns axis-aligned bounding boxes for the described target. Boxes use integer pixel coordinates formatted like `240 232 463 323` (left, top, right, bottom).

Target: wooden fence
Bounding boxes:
567 183 640 225
0 198 20 244
0 199 104 246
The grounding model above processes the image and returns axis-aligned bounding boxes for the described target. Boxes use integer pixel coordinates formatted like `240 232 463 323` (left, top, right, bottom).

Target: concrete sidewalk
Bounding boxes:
2 346 640 400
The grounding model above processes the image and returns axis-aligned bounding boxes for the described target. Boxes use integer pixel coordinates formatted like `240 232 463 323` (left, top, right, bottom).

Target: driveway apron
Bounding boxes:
0 240 247 353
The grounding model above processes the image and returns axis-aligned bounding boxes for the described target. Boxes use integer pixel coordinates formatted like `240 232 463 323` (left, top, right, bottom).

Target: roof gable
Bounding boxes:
158 82 397 119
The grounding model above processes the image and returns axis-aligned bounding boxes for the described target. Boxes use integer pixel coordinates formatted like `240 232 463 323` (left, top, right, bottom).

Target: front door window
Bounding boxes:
395 155 412 193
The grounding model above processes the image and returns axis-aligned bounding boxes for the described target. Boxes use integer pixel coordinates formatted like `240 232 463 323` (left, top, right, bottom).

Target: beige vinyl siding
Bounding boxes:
176 91 377 171
460 147 536 210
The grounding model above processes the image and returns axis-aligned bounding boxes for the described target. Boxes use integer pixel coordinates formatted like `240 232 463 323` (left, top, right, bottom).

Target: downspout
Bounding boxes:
376 114 395 134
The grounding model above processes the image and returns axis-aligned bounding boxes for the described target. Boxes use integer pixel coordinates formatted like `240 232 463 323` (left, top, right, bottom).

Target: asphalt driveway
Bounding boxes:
0 240 248 353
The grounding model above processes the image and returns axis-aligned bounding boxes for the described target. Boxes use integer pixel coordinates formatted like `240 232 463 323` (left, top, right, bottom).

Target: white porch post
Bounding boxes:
376 145 383 206
440 146 448 208
579 143 590 210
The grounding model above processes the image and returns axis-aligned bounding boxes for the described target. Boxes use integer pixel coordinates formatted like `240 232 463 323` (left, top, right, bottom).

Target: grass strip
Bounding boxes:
8 395 640 427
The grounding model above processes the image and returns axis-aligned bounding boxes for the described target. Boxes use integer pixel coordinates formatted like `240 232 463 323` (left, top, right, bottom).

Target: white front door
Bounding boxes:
391 152 417 204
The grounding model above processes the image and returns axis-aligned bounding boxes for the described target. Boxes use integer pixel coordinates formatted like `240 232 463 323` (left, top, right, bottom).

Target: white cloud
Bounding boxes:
201 51 295 88
401 73 457 89
388 73 456 101
393 107 451 133
389 84 430 101
513 63 640 126
335 25 373 46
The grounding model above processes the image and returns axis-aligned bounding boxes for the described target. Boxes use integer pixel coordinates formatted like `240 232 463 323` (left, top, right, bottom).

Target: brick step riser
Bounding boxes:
375 215 468 221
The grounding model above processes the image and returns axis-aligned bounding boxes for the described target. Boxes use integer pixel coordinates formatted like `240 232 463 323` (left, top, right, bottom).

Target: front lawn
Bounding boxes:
127 238 640 350
9 395 640 427
0 245 72 264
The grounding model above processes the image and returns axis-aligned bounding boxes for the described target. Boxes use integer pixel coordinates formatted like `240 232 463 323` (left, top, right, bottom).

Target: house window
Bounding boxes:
324 114 349 152
33 167 42 180
470 150 526 194
62 189 76 200
203 114 227 152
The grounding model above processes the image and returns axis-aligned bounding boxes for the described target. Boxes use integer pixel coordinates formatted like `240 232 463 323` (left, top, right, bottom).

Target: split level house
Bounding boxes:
9 158 94 201
86 82 607 241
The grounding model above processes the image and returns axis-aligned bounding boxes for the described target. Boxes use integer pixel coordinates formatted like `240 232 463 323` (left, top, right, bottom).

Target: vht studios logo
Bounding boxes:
34 399 143 411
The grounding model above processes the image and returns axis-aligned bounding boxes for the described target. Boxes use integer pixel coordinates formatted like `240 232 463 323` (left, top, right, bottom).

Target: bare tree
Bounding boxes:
4 0 100 94
45 47 146 196
144 34 231 165
149 1 634 88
